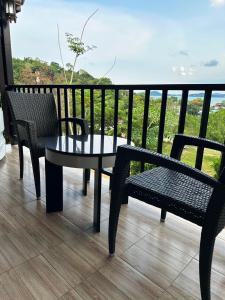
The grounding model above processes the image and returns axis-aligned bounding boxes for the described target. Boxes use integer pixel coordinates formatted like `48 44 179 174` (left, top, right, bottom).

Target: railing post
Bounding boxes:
0 2 15 143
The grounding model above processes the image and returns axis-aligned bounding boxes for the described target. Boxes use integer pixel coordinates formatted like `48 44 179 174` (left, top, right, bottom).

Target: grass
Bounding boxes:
163 142 220 178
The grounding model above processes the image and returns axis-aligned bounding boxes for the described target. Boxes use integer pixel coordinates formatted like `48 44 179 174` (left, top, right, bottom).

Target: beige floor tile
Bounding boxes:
167 259 225 300
59 289 83 300
42 243 96 287
14 255 70 299
0 269 36 300
65 233 109 268
1 146 225 300
99 256 164 299
135 233 192 271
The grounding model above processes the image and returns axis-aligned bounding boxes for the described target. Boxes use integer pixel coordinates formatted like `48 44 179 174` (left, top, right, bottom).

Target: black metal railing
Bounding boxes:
7 83 225 171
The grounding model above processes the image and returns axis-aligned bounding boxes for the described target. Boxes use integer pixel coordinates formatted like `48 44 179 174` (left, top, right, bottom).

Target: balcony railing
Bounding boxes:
7 83 225 172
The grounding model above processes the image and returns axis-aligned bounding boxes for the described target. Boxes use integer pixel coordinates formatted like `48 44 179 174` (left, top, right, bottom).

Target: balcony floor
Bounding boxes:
0 146 225 300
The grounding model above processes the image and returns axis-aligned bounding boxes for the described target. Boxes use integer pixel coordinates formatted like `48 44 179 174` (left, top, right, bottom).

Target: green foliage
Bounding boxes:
207 110 225 143
12 57 112 85
187 98 203 115
66 33 96 57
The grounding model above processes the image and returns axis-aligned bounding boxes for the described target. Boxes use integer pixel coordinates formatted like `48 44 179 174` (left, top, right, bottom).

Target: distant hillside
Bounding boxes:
13 57 112 85
150 91 225 98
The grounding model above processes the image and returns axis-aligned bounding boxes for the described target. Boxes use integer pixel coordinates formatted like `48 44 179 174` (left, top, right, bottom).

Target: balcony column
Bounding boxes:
0 0 15 143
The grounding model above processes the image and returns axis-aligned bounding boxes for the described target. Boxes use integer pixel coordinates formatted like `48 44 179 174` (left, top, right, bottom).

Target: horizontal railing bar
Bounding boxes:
8 83 225 91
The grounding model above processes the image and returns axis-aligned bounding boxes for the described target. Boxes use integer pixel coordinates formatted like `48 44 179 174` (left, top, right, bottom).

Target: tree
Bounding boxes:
187 98 203 115
57 9 98 85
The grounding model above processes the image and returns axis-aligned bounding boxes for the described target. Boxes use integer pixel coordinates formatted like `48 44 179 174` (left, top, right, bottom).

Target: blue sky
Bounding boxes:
11 0 225 84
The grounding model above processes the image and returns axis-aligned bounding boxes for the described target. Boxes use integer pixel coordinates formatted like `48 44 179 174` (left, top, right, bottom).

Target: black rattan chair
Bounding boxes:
6 91 89 199
109 134 225 300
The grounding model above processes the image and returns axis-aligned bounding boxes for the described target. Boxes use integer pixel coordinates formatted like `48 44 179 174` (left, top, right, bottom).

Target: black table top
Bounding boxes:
41 134 130 157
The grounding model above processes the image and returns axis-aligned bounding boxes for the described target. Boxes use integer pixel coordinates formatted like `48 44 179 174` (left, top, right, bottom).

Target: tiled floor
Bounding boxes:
0 145 225 299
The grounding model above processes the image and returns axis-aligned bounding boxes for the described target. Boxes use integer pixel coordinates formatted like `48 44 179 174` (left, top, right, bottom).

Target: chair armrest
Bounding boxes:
114 144 220 188
59 117 89 135
171 134 225 160
15 119 38 148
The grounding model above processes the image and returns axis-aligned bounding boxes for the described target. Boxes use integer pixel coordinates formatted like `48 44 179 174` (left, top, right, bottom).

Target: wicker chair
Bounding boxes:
6 91 89 199
109 134 225 300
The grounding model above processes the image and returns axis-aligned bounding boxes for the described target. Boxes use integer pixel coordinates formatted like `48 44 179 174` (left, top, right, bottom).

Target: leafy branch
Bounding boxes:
67 8 99 84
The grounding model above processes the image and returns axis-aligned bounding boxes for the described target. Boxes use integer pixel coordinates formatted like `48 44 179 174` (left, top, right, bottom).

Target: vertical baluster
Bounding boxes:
157 89 168 154
141 89 150 171
113 89 119 140
49 87 53 93
195 89 212 169
37 87 41 93
72 88 76 134
127 89 134 144
81 88 85 119
90 89 94 134
22 87 25 93
57 88 62 135
64 88 69 135
101 89 105 136
178 89 189 134
32 87 35 93
43 86 47 93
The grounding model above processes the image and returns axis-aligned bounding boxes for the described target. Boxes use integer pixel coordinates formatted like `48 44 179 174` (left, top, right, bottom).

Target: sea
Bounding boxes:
152 95 225 106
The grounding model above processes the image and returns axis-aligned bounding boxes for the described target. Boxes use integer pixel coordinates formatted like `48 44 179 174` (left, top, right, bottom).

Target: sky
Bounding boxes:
11 0 225 84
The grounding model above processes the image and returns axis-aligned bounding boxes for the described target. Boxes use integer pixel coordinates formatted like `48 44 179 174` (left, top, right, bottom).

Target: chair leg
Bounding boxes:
160 209 167 222
86 169 90 182
31 154 41 199
18 144 24 179
199 231 215 300
109 175 113 190
108 194 122 255
122 195 128 205
121 167 129 204
82 169 89 196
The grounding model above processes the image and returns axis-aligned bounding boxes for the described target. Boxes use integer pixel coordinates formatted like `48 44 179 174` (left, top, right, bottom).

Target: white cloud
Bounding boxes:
210 0 225 7
172 65 196 77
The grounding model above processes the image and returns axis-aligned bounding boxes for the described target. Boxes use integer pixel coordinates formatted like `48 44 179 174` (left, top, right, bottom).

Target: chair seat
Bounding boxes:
125 167 213 225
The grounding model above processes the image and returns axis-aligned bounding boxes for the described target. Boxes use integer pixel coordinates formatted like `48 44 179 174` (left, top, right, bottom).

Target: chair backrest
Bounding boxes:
6 91 59 137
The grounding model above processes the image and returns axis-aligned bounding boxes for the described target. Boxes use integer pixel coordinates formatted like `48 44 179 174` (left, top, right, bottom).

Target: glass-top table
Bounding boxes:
43 134 130 232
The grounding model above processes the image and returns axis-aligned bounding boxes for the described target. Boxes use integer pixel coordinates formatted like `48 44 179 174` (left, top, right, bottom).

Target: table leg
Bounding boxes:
45 159 63 213
93 159 102 232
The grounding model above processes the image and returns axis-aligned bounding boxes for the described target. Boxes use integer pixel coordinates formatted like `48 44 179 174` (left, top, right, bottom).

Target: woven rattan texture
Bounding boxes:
125 167 213 225
7 91 58 138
